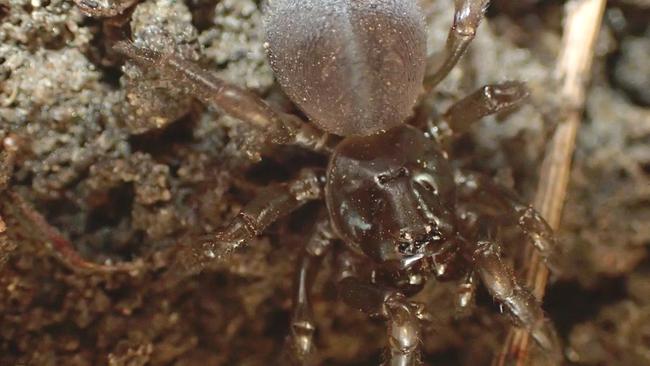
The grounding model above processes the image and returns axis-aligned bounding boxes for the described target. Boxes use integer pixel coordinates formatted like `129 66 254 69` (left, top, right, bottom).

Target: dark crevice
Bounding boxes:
263 308 290 338
80 16 129 89
82 183 147 261
42 26 74 51
244 157 292 185
0 3 10 21
426 348 461 365
604 5 650 107
544 277 628 337
85 184 134 232
188 0 218 32
128 113 198 157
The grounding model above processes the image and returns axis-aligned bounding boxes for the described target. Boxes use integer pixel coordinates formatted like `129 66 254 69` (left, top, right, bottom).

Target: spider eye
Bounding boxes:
396 167 409 178
377 174 390 185
376 167 410 185
413 173 438 194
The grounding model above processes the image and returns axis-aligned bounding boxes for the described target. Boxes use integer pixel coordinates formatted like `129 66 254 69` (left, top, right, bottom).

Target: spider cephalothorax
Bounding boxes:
326 125 456 264
112 0 562 364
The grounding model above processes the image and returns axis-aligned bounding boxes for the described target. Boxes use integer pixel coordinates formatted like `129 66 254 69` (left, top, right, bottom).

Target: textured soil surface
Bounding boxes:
0 0 649 365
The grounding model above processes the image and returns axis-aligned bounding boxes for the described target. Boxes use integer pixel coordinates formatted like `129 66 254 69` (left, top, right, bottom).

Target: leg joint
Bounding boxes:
289 169 325 202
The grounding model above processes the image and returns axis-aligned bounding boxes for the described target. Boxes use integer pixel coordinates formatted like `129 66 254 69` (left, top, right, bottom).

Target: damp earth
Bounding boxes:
0 0 649 365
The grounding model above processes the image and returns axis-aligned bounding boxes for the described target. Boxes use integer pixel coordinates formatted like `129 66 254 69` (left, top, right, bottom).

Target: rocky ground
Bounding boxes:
0 0 649 365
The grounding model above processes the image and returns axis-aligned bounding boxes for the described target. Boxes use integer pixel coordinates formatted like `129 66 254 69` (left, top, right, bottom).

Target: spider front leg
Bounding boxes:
444 81 529 135
174 169 325 276
471 240 562 362
455 271 478 316
424 0 490 89
455 170 562 273
424 81 530 145
281 214 336 366
113 42 334 157
336 256 423 366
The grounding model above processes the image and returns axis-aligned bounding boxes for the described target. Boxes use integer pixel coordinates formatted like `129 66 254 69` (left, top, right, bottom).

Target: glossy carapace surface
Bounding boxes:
326 125 456 263
264 0 427 137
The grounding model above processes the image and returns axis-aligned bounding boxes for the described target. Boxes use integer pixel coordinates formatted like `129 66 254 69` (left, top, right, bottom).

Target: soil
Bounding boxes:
0 0 649 365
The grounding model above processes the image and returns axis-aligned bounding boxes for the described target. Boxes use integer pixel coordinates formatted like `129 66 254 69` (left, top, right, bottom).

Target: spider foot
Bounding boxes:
517 206 563 275
529 318 562 362
472 240 562 361
171 232 245 278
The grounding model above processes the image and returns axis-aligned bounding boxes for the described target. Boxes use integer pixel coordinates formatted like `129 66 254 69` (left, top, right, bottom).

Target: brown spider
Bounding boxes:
114 0 562 364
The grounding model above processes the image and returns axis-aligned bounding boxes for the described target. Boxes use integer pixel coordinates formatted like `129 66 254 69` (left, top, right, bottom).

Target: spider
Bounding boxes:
113 0 562 364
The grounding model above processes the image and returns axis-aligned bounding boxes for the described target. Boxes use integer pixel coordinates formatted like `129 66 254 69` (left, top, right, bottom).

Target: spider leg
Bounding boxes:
174 168 325 276
424 82 530 145
336 256 423 366
281 215 336 366
455 271 477 316
446 81 529 135
470 240 562 361
424 0 490 89
113 42 334 156
455 170 562 273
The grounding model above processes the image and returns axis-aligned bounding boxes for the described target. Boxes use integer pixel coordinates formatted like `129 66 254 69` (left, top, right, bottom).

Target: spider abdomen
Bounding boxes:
264 0 427 137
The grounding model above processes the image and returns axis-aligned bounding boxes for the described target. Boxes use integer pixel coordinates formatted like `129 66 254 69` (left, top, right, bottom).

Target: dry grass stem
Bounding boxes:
493 0 608 364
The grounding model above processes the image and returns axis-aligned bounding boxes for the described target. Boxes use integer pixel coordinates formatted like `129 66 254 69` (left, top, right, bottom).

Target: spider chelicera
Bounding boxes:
113 0 562 364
